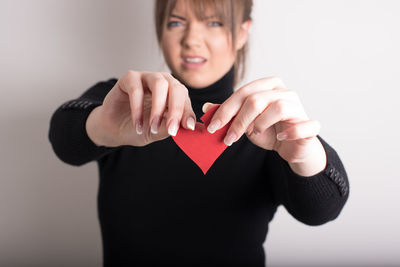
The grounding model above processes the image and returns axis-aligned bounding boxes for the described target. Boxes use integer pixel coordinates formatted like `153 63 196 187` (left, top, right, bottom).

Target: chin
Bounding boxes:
185 80 210 88
180 72 215 89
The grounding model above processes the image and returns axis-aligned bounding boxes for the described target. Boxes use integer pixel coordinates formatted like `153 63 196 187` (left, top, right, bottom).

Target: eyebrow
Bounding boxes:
170 14 186 21
170 13 219 21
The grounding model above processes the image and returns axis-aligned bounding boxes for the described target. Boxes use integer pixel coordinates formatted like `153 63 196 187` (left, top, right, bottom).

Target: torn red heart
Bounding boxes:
172 105 231 175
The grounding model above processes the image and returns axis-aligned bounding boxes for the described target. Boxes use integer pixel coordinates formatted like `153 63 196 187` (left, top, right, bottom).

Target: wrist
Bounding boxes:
86 106 120 147
288 137 327 177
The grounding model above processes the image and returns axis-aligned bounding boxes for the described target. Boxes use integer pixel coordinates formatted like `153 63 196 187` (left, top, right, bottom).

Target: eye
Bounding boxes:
167 21 183 28
207 21 223 27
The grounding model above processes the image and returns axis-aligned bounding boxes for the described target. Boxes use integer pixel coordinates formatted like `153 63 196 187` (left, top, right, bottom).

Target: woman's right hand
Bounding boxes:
86 71 196 147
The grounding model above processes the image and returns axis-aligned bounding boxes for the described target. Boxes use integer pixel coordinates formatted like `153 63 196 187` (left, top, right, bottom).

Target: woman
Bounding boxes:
49 0 349 266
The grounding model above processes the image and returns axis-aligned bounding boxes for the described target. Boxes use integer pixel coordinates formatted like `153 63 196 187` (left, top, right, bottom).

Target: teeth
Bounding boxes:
184 57 205 63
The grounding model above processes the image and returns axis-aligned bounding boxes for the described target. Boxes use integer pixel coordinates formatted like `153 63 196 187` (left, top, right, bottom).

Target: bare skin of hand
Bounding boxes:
202 76 327 176
86 71 196 148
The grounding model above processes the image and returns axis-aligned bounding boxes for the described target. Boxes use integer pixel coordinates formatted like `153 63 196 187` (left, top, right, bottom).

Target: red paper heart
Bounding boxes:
172 105 231 175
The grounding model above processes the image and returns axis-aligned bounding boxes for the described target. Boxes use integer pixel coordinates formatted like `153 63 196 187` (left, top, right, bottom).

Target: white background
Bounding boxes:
1 0 399 266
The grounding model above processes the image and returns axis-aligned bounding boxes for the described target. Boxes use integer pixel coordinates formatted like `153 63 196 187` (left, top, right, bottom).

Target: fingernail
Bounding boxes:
224 132 237 146
202 102 211 113
168 118 179 136
136 119 143 135
277 133 287 141
151 116 160 134
187 117 195 131
207 119 221 134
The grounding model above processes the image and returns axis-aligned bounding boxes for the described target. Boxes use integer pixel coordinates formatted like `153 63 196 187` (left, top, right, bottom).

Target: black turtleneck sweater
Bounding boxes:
48 67 349 266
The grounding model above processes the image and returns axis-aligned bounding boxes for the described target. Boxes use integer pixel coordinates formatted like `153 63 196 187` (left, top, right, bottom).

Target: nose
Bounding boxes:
181 22 203 49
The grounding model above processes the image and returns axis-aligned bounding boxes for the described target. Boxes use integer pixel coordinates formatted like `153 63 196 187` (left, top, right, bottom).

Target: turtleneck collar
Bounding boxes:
172 66 235 120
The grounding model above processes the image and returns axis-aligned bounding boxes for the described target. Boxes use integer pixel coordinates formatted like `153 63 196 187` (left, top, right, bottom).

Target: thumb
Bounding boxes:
202 102 218 113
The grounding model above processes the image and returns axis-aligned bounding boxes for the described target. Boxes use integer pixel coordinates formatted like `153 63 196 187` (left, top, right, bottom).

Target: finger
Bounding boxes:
142 72 169 134
206 95 244 134
237 76 287 96
223 90 274 145
252 99 309 135
161 73 190 136
202 102 218 113
221 89 298 146
277 120 321 141
207 81 295 134
118 71 144 135
181 98 196 130
246 121 255 135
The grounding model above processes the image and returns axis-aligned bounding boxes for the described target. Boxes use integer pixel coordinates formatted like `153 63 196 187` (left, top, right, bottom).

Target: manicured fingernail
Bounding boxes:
151 116 160 134
207 119 221 134
168 118 179 136
224 132 237 146
202 102 211 113
277 133 287 141
187 117 195 131
136 119 143 135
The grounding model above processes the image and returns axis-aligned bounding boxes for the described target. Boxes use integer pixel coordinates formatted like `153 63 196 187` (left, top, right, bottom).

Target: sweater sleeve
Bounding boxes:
266 135 349 226
48 78 119 166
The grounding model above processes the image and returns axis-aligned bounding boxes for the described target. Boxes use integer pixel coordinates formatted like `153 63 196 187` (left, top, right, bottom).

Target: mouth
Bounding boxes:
181 56 207 70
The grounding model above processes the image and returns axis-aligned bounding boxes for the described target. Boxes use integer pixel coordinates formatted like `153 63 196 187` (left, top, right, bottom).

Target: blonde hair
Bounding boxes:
154 0 253 86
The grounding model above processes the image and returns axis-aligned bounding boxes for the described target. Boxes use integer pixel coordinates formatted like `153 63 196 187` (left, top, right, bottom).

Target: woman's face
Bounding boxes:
161 0 243 88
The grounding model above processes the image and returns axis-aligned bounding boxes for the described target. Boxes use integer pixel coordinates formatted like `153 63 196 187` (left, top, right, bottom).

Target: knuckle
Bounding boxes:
126 70 137 77
173 83 186 97
265 76 287 89
235 119 247 133
238 84 252 95
267 76 282 83
274 99 287 116
252 125 262 134
177 83 188 94
247 95 260 109
153 72 164 80
127 69 137 75
291 126 301 137
247 94 263 111
169 110 184 120
160 71 171 77
170 102 185 113
122 71 139 90
125 70 140 82
153 76 168 89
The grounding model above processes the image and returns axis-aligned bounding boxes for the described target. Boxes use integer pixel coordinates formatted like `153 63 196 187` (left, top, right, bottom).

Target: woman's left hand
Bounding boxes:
203 76 324 166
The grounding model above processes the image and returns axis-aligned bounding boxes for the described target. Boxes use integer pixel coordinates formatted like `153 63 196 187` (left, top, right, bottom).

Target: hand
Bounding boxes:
202 76 323 165
86 71 196 147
